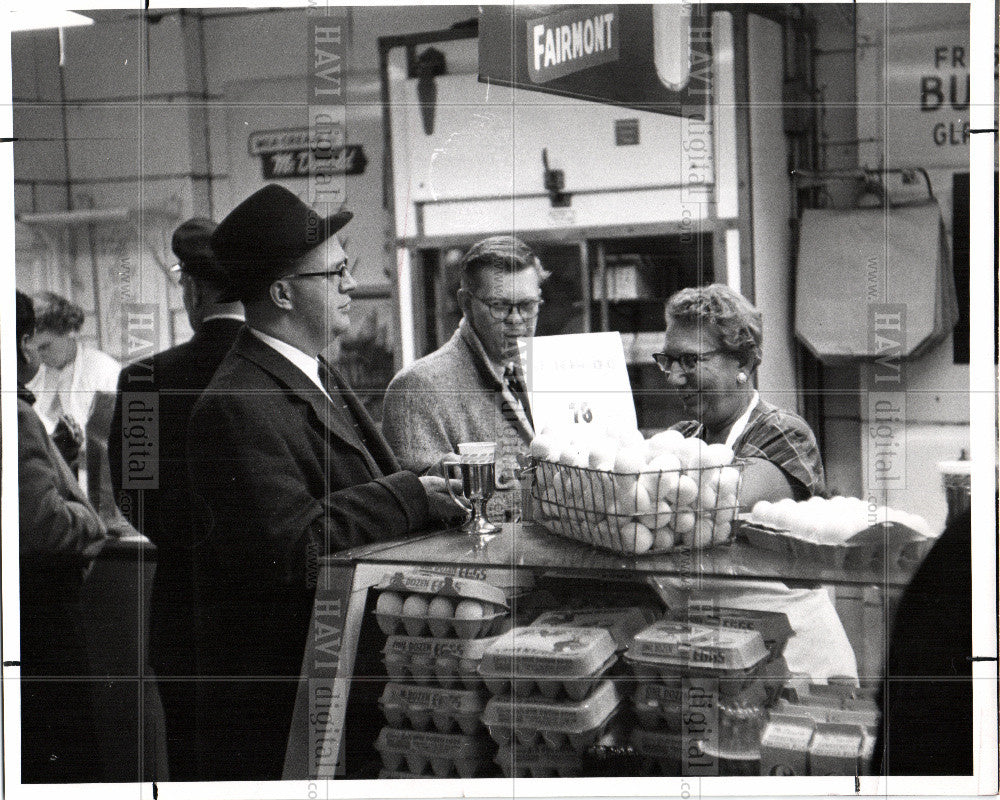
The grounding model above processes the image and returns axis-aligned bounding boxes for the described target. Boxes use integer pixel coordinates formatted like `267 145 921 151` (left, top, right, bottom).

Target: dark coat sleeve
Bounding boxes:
18 400 109 558
186 390 429 587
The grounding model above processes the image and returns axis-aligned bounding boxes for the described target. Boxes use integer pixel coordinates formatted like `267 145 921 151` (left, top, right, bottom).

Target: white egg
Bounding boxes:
672 509 696 535
376 591 405 617
718 466 741 497
402 594 430 636
614 446 647 475
751 500 773 523
697 484 718 512
675 474 699 507
427 596 455 636
588 437 619 471
639 499 673 530
454 599 486 621
646 451 683 476
688 518 714 548
529 434 559 462
674 437 707 470
618 521 654 554
703 443 735 468
646 429 686 459
711 520 732 544
652 527 675 550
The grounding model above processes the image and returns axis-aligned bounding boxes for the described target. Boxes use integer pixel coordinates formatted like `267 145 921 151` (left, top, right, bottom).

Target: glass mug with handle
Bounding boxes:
442 442 501 536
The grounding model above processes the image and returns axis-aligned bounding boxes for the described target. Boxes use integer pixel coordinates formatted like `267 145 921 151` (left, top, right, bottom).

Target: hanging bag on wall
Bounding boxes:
794 200 958 362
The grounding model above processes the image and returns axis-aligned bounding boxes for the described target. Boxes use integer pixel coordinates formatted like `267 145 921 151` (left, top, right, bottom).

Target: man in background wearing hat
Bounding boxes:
185 184 461 780
108 217 244 781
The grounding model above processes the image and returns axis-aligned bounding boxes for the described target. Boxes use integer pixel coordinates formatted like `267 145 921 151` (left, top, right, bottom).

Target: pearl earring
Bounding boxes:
737 372 748 383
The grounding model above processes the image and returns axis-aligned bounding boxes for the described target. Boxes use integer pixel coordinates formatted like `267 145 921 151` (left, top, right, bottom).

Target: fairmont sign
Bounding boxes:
527 6 619 83
479 4 710 118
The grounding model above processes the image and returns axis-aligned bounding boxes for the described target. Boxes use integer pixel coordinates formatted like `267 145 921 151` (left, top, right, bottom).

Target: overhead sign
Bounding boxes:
527 5 619 83
885 30 970 167
248 127 367 180
479 4 710 118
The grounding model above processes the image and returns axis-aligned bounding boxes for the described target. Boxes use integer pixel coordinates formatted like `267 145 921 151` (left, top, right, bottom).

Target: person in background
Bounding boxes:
107 217 244 781
185 184 463 780
381 236 546 506
26 291 121 441
874 508 972 775
16 290 111 783
655 283 857 682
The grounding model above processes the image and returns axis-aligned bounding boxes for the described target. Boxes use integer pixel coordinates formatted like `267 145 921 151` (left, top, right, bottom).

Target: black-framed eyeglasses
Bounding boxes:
652 349 726 374
285 260 352 282
472 295 544 321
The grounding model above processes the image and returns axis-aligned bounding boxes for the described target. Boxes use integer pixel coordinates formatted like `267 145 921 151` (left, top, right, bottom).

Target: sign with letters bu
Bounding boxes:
520 332 637 433
479 4 710 118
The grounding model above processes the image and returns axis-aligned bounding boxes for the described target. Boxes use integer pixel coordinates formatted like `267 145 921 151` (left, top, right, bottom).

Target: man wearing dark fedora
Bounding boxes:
185 184 460 780
108 216 244 780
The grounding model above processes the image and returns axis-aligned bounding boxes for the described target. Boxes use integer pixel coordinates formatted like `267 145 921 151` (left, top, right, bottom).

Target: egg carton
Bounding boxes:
382 631 508 689
375 606 510 639
373 569 509 639
481 679 622 751
479 626 619 700
666 606 793 662
374 727 495 778
494 744 584 778
628 728 685 775
378 682 485 734
530 459 746 555
529 606 659 650
736 518 935 570
631 679 770 747
626 620 771 695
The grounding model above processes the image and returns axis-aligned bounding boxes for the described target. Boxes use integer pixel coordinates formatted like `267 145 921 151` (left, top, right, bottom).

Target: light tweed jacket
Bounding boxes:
381 318 534 478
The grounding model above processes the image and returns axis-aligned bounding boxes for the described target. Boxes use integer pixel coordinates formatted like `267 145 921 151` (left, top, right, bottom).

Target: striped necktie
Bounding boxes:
503 362 533 427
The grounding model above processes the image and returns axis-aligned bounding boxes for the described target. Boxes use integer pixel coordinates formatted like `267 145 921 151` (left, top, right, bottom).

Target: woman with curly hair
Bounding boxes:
26 292 121 442
654 283 858 683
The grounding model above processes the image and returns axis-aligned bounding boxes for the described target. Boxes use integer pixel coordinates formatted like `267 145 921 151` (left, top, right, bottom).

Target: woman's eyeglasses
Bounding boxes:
652 349 725 374
473 295 544 321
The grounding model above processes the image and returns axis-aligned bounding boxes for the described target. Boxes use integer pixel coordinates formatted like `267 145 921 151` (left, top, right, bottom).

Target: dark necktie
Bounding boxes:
503 362 533 428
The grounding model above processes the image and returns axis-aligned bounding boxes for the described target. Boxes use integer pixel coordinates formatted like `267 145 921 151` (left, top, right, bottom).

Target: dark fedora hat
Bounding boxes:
212 184 352 302
170 217 229 288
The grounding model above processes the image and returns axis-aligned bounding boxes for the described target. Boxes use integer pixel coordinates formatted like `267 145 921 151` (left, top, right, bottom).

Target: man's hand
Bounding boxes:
418 475 468 525
52 413 84 466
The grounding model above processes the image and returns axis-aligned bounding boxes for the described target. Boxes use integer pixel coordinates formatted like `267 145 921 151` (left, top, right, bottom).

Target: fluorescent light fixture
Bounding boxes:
8 10 94 32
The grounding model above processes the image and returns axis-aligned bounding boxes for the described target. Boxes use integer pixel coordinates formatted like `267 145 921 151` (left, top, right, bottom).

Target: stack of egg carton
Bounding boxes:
760 682 880 775
372 569 510 779
626 607 793 775
480 607 654 778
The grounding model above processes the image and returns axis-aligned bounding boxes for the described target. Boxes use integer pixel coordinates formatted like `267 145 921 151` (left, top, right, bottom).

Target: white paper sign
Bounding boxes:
519 332 638 433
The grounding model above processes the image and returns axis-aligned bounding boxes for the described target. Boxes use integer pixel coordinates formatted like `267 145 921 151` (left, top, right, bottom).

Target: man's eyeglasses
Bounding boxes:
652 349 725 374
285 260 352 282
473 295 544 321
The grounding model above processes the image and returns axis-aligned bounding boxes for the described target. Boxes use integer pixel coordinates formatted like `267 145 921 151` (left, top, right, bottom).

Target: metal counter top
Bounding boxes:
326 521 923 589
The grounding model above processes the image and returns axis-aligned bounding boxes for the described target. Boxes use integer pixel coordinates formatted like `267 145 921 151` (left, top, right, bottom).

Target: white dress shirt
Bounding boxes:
248 328 332 403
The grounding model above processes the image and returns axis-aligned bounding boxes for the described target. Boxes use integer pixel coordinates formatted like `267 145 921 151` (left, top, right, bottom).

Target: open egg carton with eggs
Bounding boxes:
528 426 746 555
374 727 496 778
481 679 624 751
373 569 509 639
737 496 938 569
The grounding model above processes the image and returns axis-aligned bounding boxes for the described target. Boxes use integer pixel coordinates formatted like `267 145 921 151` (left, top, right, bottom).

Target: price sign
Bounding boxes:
520 332 637 432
